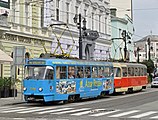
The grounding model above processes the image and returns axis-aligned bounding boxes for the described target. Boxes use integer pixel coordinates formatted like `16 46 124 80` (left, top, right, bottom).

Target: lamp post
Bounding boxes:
137 47 141 63
147 38 151 60
121 30 127 61
73 14 86 59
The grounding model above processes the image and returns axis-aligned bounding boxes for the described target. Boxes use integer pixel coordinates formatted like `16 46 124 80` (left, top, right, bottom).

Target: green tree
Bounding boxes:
141 59 155 83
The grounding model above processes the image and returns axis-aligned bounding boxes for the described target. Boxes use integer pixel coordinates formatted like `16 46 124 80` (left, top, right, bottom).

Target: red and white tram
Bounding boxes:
113 63 148 93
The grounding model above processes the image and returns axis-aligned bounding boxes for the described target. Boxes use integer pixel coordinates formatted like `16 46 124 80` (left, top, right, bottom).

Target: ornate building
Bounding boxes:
0 0 112 91
0 0 53 90
110 0 135 62
44 0 111 60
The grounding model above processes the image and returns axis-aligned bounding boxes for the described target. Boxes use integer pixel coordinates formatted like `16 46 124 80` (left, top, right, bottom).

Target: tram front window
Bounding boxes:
25 66 54 80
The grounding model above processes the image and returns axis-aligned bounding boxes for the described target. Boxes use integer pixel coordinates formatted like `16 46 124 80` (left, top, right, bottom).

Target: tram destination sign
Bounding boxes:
28 60 46 65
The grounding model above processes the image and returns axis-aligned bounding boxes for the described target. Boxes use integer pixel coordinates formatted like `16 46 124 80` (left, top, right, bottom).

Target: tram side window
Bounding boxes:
68 66 75 79
128 67 132 76
114 67 121 77
76 66 84 78
92 66 98 78
98 66 105 78
104 67 110 77
144 68 147 75
131 67 134 76
85 66 91 78
137 68 140 76
122 67 127 77
56 66 66 79
140 68 144 76
134 67 138 76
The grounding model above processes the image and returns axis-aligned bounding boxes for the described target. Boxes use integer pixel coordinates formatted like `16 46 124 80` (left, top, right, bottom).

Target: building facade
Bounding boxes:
110 0 135 62
44 0 112 60
0 0 53 90
134 35 158 66
110 0 132 19
0 0 112 91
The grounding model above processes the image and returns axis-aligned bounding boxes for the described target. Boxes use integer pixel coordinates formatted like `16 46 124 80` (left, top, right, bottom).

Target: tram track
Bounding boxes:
63 88 158 110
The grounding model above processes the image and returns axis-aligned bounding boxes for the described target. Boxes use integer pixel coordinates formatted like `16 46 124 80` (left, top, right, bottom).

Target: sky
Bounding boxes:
133 0 158 40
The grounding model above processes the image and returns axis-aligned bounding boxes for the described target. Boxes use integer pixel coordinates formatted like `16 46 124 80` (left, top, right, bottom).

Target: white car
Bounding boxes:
151 77 158 88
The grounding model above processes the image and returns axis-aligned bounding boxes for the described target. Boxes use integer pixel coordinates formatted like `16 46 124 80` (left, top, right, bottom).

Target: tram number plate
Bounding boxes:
30 87 36 91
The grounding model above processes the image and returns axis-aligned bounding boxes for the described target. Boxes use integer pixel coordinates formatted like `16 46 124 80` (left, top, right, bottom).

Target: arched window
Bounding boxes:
25 52 30 59
25 52 30 63
39 53 44 58
11 52 13 58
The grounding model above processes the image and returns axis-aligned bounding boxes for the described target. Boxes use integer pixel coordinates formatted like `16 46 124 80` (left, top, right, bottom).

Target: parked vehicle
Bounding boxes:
151 77 158 88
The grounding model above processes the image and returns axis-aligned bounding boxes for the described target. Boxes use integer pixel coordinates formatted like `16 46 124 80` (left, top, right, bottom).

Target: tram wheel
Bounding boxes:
127 88 133 94
100 91 106 97
68 95 75 103
62 100 68 104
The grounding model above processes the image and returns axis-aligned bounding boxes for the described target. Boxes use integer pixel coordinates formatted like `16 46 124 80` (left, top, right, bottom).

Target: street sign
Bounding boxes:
13 46 25 65
84 30 99 40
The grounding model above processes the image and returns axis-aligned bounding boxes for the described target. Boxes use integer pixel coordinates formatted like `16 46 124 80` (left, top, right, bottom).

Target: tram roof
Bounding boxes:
113 62 147 68
26 58 113 66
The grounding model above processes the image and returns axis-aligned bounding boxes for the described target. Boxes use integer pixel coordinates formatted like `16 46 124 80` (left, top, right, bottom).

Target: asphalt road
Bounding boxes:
0 87 158 120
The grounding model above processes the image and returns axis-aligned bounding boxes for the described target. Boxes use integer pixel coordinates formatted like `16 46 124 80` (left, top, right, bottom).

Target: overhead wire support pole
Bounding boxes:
79 14 82 59
147 37 151 60
122 30 127 62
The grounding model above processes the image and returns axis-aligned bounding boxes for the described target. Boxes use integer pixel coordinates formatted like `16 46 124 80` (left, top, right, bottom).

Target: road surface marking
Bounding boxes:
18 106 58 113
150 115 158 119
129 111 157 118
71 110 92 116
13 118 25 120
109 110 140 117
52 108 91 114
89 110 120 117
1 107 40 113
0 107 26 111
37 108 74 114
70 109 105 116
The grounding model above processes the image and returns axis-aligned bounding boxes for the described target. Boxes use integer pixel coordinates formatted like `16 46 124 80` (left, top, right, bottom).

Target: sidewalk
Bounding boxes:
0 92 25 106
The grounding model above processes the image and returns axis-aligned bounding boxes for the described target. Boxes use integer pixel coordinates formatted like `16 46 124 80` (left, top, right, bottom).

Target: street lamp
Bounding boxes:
147 37 151 60
137 47 141 63
73 14 87 59
121 30 127 61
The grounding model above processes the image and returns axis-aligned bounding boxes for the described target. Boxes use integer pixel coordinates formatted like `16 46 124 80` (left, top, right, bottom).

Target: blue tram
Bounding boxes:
23 58 114 102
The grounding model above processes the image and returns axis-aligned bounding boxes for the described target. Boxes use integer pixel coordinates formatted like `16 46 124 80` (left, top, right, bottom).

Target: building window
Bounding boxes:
56 0 59 7
99 15 101 32
92 12 94 30
41 3 44 27
66 3 69 24
25 1 29 26
105 17 107 34
75 6 78 15
84 9 87 17
56 0 60 21
0 64 3 78
12 1 16 23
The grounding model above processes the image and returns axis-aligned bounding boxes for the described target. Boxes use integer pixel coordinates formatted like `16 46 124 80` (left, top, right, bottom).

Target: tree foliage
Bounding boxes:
141 59 155 73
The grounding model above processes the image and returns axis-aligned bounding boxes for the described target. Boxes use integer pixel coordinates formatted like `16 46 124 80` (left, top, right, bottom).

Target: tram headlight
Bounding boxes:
38 87 43 92
23 87 27 91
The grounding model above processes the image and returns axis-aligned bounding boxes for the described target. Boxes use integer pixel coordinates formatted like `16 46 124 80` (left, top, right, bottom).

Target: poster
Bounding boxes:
56 80 76 94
